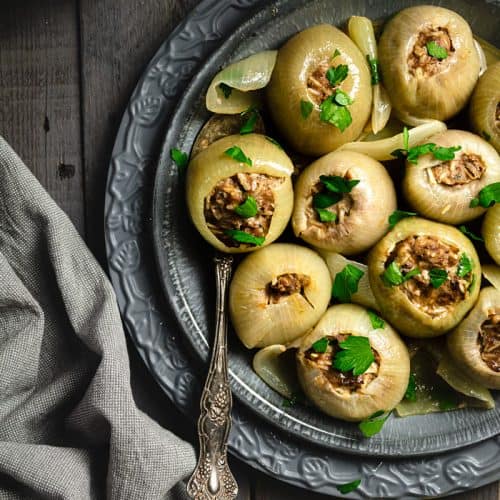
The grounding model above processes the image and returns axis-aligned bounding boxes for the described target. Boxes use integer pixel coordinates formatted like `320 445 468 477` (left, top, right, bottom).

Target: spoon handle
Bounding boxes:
187 254 238 500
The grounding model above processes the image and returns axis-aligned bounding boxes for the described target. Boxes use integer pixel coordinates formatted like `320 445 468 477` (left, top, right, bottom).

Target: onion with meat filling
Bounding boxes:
403 130 500 224
186 134 294 253
229 243 331 348
266 24 372 156
448 287 500 389
368 217 481 338
378 5 480 123
292 150 396 254
296 304 410 422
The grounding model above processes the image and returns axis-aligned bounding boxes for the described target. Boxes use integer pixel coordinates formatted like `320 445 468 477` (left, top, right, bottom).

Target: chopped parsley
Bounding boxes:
332 264 364 303
382 262 420 286
311 337 329 353
320 175 359 194
482 131 492 142
333 89 353 106
313 175 359 217
359 410 391 438
219 82 232 98
300 99 313 119
367 310 384 329
170 148 189 169
234 196 258 218
332 48 341 59
459 225 484 242
336 479 361 494
388 210 417 229
326 64 349 87
319 94 353 132
432 145 462 161
429 268 448 288
367 55 380 85
239 107 259 135
404 374 417 402
426 40 448 60
313 191 341 208
391 127 410 159
224 229 264 246
457 253 473 278
333 335 375 376
265 136 283 150
224 146 252 166
469 182 500 208
316 207 337 222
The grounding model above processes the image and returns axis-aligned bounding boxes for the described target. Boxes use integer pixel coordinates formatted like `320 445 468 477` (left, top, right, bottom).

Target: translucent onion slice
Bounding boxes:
474 34 500 66
347 16 391 134
482 264 500 291
206 50 277 114
336 120 447 161
474 39 488 77
253 345 301 399
483 205 500 265
318 250 378 311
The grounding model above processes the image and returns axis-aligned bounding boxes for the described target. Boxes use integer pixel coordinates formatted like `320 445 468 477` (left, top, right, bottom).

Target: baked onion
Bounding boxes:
378 5 480 123
186 134 293 253
368 217 481 338
229 243 331 348
296 304 410 422
292 150 396 254
403 130 500 224
266 24 372 156
448 287 500 389
483 204 500 265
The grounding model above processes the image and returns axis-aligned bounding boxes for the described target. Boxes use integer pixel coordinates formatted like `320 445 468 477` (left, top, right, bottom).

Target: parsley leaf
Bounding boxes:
470 182 500 208
326 64 349 87
333 89 353 106
316 207 337 223
390 127 410 159
482 131 492 142
429 268 448 288
319 96 352 132
224 229 264 246
359 410 391 437
433 145 461 161
332 264 364 303
459 225 484 242
320 175 359 193
332 48 341 59
333 336 375 375
265 136 283 150
170 148 189 169
457 253 473 278
300 99 313 119
404 374 417 402
388 210 417 228
313 191 342 208
367 310 384 329
239 107 259 135
406 143 437 163
403 126 409 150
234 196 258 218
336 479 361 494
219 82 232 98
426 40 448 60
366 55 380 85
224 146 252 166
382 262 420 286
311 337 329 353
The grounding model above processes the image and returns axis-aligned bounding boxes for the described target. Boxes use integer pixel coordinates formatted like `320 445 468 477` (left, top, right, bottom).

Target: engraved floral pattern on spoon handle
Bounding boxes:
187 254 238 500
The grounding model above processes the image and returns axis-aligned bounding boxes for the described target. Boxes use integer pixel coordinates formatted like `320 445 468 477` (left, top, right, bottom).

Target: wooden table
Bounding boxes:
0 1 498 498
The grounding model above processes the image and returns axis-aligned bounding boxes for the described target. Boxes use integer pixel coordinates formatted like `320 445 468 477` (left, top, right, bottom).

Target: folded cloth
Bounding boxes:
0 136 196 499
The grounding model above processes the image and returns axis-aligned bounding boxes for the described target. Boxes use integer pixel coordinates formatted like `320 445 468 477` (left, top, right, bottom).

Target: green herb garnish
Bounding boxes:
470 182 500 208
359 410 391 438
332 48 341 59
239 107 259 135
336 479 361 494
429 268 448 288
316 207 337 223
311 337 329 353
367 55 380 85
332 264 364 303
333 335 375 375
265 136 283 150
367 310 384 329
300 99 313 119
432 145 462 161
390 127 410 159
482 131 492 142
326 64 349 87
457 253 473 278
320 175 359 194
459 225 484 242
319 95 352 132
234 196 258 218
224 229 264 246
388 210 417 228
224 146 252 166
313 191 342 209
219 82 232 98
426 40 448 60
382 262 420 286
170 148 189 169
333 89 353 106
404 374 417 402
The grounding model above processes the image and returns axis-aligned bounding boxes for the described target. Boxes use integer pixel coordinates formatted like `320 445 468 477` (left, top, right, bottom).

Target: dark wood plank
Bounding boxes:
0 0 84 234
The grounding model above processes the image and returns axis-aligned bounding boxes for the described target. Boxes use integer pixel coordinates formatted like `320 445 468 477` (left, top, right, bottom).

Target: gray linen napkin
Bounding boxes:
0 135 196 499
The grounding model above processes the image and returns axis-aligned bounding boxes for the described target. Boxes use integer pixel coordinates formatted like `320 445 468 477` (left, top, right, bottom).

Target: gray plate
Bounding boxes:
105 0 500 496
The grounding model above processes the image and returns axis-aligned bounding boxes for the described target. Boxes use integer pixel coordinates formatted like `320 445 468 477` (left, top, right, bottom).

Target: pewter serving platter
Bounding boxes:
105 0 500 496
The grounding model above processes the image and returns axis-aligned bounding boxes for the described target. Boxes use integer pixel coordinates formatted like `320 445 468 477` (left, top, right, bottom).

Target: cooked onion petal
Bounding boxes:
474 35 500 66
474 39 488 77
206 50 277 114
482 264 500 291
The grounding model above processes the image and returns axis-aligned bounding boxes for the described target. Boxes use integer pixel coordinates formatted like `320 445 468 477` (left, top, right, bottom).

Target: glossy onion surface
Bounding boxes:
483 205 500 265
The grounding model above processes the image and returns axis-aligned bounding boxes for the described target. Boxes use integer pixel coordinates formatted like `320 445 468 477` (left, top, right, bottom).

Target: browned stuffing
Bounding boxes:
305 335 379 392
307 60 335 104
387 235 472 316
431 153 486 186
266 273 311 304
478 310 500 372
408 26 454 76
204 173 283 247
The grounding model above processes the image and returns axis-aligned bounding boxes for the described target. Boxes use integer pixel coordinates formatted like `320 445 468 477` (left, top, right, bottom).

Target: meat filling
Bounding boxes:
307 60 335 104
408 27 454 76
266 273 311 304
204 173 283 247
431 153 486 186
478 310 500 372
305 335 379 392
387 235 471 316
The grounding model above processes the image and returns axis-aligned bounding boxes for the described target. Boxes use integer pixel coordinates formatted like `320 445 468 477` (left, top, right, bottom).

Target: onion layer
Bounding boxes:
483 205 500 265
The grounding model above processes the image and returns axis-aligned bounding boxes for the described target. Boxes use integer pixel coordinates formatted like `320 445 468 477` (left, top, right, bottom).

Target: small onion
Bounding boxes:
296 304 410 422
447 287 500 389
292 150 396 254
483 205 500 265
403 130 500 224
206 50 277 114
229 243 331 348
